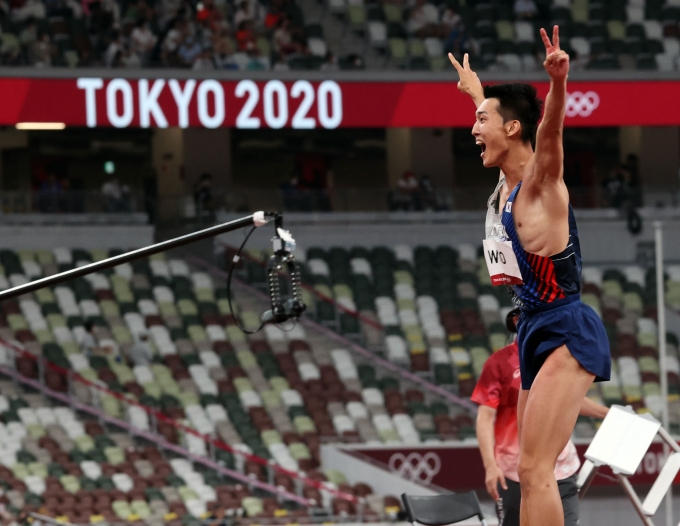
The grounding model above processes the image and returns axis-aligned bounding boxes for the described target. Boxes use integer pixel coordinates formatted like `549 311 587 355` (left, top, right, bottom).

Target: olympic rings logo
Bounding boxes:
565 91 600 118
388 452 442 483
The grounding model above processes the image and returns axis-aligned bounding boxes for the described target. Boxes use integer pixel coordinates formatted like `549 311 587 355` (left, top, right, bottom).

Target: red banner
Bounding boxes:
349 443 680 492
1 77 679 128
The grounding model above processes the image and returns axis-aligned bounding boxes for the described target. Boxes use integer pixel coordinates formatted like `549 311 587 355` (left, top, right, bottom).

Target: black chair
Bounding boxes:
401 492 488 526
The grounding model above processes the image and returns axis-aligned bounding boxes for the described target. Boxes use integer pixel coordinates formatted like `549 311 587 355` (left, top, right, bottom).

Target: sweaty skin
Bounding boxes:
450 27 596 526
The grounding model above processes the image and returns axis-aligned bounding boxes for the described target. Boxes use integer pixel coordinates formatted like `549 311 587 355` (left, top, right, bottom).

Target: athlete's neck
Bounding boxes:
499 143 533 189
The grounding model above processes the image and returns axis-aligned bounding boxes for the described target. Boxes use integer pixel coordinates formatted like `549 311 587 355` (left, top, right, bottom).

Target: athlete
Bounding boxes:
449 26 612 526
472 309 609 526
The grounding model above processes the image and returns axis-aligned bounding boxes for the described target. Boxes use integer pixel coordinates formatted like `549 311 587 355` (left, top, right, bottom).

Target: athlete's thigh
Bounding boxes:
517 389 528 444
520 345 595 465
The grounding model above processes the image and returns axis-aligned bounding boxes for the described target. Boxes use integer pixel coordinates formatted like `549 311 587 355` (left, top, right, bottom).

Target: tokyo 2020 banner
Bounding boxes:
0 77 677 128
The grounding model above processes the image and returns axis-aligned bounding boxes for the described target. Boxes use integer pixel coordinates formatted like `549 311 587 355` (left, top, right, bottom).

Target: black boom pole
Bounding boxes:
0 212 272 302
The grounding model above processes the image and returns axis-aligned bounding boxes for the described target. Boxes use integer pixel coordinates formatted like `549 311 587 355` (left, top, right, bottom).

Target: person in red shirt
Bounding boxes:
472 308 608 526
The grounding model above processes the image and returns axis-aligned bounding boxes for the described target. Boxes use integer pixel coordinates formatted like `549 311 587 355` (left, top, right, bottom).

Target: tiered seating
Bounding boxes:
5 0 680 70
244 244 680 436
329 0 680 70
294 244 513 399
0 246 484 520
0 0 331 71
0 378 308 524
579 266 680 428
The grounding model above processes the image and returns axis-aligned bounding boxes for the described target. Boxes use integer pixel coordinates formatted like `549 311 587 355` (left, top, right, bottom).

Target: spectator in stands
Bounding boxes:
131 19 158 65
177 34 202 65
159 0 181 27
19 17 38 48
623 153 641 206
105 30 124 67
442 7 466 55
407 0 447 38
280 173 308 211
121 46 142 67
128 332 153 366
419 174 438 210
602 163 631 209
213 25 235 67
124 0 153 21
195 0 222 32
13 0 46 22
233 0 262 29
514 0 538 19
30 31 54 66
101 177 131 211
273 15 305 60
161 18 185 64
320 51 339 71
193 172 215 220
193 45 215 68
392 170 422 210
236 19 258 52
264 0 284 29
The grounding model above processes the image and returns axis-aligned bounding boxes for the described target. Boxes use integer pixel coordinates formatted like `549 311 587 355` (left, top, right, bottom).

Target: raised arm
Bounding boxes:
448 53 485 108
533 26 569 184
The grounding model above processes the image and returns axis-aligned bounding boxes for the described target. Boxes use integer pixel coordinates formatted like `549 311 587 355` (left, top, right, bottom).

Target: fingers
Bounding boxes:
544 50 568 67
553 24 559 49
448 52 463 72
487 482 499 501
540 27 551 49
463 52 469 69
500 475 508 490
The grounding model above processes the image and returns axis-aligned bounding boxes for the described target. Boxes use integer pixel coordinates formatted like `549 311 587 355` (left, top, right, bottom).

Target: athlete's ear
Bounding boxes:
505 120 522 139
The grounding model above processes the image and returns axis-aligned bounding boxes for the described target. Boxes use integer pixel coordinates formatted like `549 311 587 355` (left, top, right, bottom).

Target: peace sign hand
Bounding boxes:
541 25 569 80
448 52 484 105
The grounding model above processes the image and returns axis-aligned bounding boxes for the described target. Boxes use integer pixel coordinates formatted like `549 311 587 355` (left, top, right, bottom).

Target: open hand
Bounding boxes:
541 25 569 80
448 52 483 103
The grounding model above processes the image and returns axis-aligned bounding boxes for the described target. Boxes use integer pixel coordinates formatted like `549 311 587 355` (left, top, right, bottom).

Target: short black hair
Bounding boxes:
483 83 543 144
506 307 520 333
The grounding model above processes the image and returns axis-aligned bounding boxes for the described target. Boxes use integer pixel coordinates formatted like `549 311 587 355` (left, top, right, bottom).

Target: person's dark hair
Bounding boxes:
85 320 94 332
505 307 520 333
483 83 543 144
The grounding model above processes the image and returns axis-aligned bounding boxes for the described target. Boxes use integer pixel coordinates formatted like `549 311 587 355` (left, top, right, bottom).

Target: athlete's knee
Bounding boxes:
517 455 555 492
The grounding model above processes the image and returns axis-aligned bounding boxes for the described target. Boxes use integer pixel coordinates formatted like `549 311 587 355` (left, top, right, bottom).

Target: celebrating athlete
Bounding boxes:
449 26 611 526
472 309 609 526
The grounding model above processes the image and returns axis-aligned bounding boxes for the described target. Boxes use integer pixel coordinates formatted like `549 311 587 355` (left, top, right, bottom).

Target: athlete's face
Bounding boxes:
471 98 514 168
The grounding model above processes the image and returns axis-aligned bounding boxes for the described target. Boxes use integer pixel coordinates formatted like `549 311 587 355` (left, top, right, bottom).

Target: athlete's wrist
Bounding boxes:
483 461 500 471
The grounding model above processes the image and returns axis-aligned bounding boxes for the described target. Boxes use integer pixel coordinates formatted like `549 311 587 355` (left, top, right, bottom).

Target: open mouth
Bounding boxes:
476 141 486 157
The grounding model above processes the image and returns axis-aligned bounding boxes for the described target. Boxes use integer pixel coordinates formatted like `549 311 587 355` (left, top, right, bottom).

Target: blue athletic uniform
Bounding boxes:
501 181 611 390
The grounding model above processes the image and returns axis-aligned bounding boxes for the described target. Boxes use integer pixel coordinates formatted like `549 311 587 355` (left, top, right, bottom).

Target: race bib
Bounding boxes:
483 239 524 286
